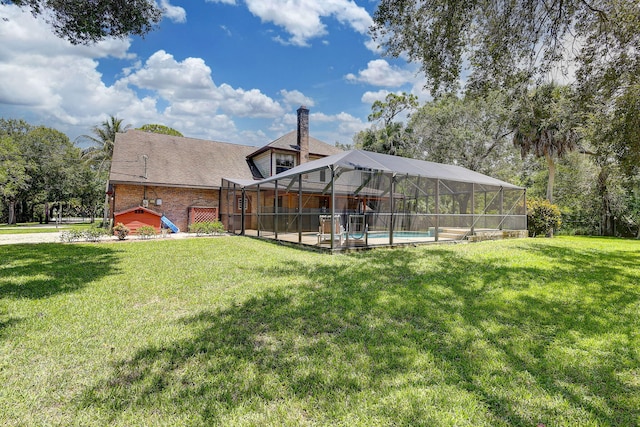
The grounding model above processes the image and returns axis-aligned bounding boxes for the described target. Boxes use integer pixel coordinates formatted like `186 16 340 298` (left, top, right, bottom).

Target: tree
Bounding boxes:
512 83 578 203
0 119 33 224
0 135 29 224
356 92 418 157
78 116 130 226
371 0 640 96
368 92 418 127
610 84 640 178
22 126 81 223
579 85 640 236
0 118 108 224
79 116 131 173
69 159 105 223
408 92 520 179
355 123 416 158
137 124 183 137
3 0 162 45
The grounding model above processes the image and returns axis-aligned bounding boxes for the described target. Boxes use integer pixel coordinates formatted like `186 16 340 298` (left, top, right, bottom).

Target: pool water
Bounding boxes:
363 230 434 239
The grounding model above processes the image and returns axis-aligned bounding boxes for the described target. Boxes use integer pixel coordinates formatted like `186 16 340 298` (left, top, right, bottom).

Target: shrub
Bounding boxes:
211 220 225 234
527 198 562 237
83 226 107 242
137 225 157 239
189 220 225 236
60 229 84 243
189 222 208 236
112 222 130 240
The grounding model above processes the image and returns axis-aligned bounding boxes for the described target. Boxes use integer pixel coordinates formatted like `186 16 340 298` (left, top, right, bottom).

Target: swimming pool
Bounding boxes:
360 230 435 239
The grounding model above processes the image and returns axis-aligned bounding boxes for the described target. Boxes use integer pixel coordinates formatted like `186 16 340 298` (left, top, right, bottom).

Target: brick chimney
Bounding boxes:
297 106 309 164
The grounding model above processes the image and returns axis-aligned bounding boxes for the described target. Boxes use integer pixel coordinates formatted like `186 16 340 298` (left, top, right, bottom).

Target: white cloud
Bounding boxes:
242 0 373 47
0 5 143 126
0 2 368 147
346 59 414 87
279 89 315 110
361 90 391 104
125 50 216 100
269 110 366 147
312 111 368 145
123 50 284 119
160 0 187 23
219 85 284 117
0 5 286 142
220 25 232 37
0 5 133 60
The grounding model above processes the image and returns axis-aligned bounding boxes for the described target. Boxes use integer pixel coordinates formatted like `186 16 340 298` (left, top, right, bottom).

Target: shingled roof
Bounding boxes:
109 130 258 189
247 130 343 158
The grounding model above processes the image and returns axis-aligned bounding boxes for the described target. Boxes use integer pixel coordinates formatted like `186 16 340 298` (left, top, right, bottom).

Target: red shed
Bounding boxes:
113 206 162 235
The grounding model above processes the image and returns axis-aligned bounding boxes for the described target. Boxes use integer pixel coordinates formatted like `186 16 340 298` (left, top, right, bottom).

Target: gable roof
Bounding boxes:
113 205 162 217
247 130 343 158
109 130 258 189
248 150 524 190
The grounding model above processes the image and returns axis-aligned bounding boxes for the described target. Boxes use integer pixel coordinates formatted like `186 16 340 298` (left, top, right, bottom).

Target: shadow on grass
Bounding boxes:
78 240 640 426
0 243 119 300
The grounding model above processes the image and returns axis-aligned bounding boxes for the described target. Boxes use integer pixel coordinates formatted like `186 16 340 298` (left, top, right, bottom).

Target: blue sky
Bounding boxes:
0 0 430 147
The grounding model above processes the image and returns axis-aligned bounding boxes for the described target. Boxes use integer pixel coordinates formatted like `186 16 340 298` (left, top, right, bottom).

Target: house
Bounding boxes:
108 107 343 233
109 106 527 249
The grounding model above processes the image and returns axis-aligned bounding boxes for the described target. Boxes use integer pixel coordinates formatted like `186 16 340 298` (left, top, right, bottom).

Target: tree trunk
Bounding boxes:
7 199 16 225
44 201 50 224
545 153 555 204
102 179 110 227
545 153 556 237
597 167 614 236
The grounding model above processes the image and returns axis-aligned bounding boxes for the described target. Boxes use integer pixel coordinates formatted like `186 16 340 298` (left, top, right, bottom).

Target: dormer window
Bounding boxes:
275 153 295 174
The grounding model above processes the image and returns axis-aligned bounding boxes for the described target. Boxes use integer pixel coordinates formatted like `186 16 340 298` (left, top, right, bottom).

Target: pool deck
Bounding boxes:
242 229 464 250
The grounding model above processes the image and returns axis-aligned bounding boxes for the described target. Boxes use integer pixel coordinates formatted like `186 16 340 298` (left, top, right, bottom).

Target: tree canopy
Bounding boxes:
355 92 418 157
0 119 98 224
137 124 183 137
79 116 131 173
409 92 520 179
3 0 162 44
371 0 640 95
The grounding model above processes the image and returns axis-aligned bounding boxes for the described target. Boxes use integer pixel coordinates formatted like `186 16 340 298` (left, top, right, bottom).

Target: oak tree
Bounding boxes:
3 0 162 44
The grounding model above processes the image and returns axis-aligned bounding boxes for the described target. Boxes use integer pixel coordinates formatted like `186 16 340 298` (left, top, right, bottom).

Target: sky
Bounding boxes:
0 0 431 148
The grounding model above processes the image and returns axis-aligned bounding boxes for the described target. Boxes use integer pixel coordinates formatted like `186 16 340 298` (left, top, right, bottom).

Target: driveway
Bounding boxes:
0 232 64 245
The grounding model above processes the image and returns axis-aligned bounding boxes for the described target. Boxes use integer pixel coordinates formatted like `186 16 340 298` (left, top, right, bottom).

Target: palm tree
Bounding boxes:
77 116 131 225
512 83 578 203
79 116 131 173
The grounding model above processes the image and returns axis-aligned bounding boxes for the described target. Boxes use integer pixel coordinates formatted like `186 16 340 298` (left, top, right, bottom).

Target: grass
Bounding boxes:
0 222 95 234
0 236 638 426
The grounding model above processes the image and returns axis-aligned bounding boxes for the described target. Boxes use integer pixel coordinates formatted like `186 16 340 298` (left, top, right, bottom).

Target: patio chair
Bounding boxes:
317 214 343 245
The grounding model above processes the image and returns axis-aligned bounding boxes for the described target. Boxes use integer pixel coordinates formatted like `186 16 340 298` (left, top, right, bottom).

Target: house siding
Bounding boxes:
253 151 272 178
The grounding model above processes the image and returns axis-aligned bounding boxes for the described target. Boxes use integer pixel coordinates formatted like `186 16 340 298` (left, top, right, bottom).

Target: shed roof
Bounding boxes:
109 130 258 189
114 205 162 217
247 150 524 190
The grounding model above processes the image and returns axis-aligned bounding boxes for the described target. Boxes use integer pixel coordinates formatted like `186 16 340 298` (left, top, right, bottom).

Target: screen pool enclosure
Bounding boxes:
222 150 527 251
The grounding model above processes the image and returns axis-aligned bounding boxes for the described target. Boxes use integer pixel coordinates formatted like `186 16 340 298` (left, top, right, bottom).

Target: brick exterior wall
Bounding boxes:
112 184 220 232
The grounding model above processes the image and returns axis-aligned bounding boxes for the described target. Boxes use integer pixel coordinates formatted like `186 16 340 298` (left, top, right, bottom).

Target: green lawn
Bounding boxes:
1 236 638 426
0 223 94 234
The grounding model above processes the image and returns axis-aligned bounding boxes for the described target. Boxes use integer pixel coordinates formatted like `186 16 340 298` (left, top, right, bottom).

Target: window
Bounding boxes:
236 196 249 212
275 153 295 174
